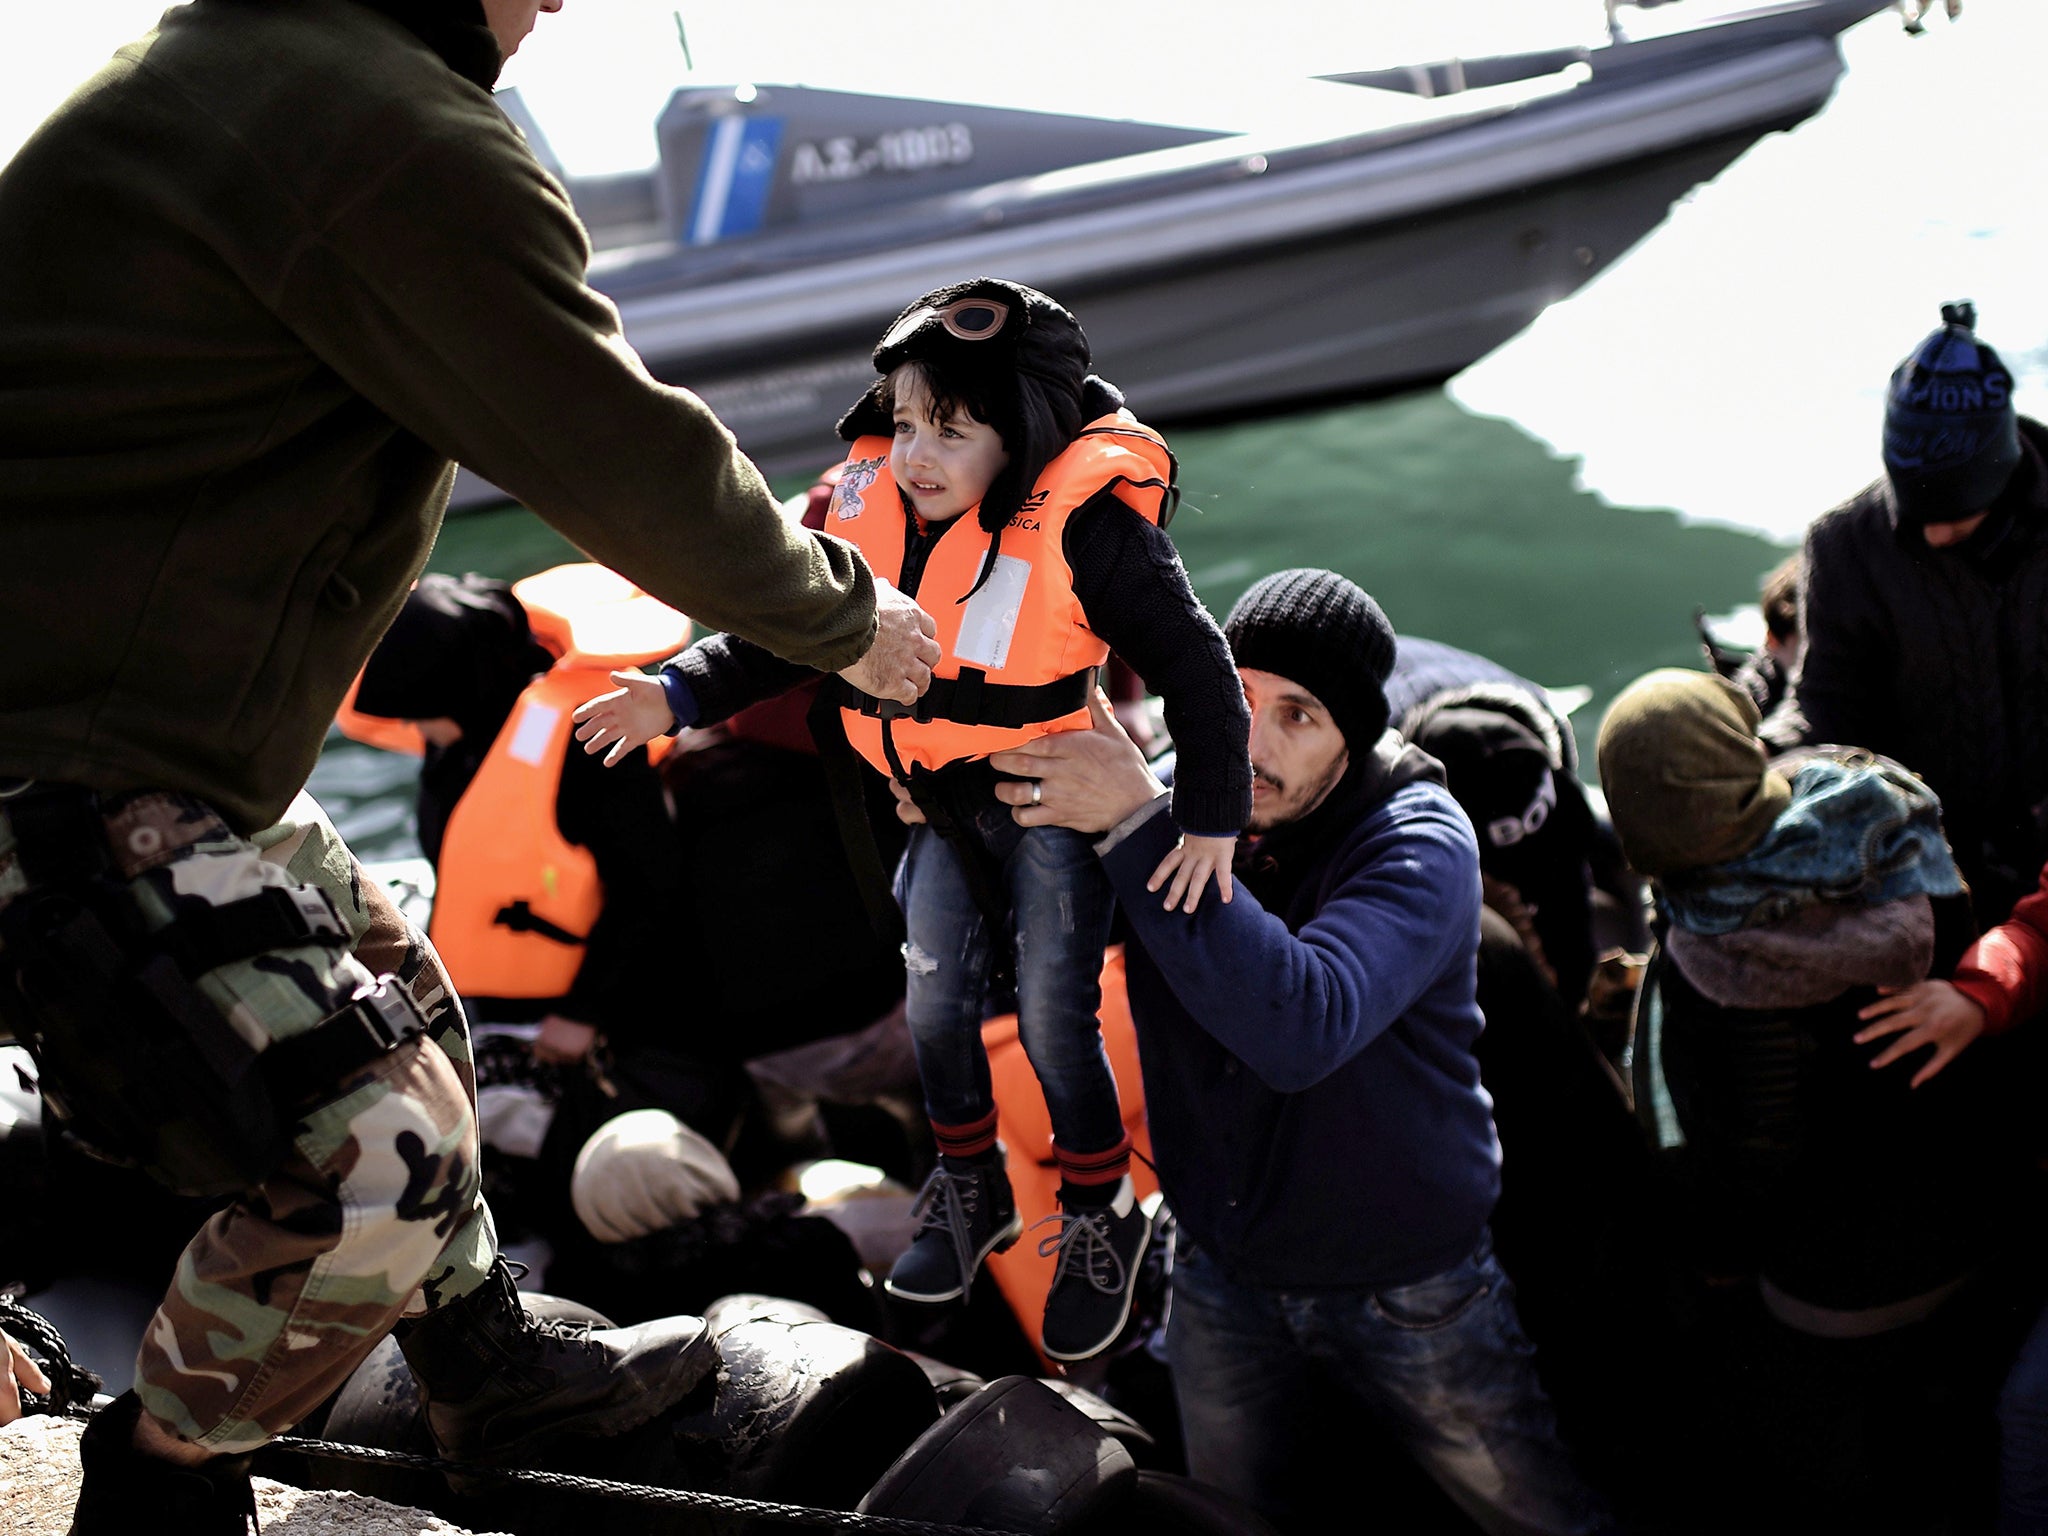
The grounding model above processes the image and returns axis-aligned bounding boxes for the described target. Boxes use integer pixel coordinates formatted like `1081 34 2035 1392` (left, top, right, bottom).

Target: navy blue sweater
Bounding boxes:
1105 747 1501 1289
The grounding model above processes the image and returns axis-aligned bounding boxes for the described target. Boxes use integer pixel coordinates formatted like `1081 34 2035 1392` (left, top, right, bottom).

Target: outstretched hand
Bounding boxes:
573 670 673 767
1854 979 1987 1088
1147 834 1236 913
0 1327 51 1427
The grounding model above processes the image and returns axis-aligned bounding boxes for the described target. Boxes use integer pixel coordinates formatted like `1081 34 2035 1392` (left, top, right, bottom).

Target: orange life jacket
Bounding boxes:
344 564 691 1002
828 412 1176 778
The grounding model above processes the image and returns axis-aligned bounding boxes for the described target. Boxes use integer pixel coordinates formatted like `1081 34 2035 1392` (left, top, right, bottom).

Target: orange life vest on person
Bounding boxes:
337 564 690 1001
828 412 1176 778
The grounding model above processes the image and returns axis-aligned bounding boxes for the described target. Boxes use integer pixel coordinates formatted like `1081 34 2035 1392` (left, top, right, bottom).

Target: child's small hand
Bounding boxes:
1147 834 1237 914
1854 979 1987 1088
572 670 673 766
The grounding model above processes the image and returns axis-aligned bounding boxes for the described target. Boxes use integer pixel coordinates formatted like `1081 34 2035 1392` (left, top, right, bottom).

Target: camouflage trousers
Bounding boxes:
0 787 497 1453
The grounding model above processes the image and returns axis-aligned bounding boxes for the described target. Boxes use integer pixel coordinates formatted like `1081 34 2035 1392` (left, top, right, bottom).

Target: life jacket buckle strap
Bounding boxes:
952 669 987 728
848 668 1093 733
491 900 587 948
857 691 915 722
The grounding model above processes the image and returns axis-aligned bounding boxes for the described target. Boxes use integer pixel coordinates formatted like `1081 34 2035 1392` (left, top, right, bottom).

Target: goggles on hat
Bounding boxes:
881 295 1012 352
1485 770 1557 850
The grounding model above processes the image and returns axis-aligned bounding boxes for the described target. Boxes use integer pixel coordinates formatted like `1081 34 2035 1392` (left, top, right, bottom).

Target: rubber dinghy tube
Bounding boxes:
857 1375 1136 1532
311 1292 945 1531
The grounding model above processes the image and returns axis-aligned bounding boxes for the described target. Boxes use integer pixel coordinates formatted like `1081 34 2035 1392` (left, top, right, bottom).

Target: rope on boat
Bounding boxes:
0 1296 1012 1535
0 1294 103 1415
266 1434 1017 1535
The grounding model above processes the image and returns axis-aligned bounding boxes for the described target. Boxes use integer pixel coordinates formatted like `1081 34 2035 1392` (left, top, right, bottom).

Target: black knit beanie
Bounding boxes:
836 277 1095 533
1883 300 2021 527
1224 569 1398 750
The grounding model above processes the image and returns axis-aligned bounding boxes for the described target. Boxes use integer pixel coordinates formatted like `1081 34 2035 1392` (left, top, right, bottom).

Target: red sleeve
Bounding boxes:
1951 863 2048 1034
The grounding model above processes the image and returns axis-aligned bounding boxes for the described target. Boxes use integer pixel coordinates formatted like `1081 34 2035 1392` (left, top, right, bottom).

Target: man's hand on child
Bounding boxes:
1854 979 1987 1088
1147 834 1236 914
993 690 1165 834
572 671 672 766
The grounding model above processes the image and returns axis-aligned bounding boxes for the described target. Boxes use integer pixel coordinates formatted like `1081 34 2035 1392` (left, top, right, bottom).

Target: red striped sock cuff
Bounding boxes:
931 1108 999 1160
1054 1131 1132 1187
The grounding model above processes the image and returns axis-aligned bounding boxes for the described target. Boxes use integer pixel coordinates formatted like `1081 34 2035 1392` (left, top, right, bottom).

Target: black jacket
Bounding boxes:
1790 417 2048 924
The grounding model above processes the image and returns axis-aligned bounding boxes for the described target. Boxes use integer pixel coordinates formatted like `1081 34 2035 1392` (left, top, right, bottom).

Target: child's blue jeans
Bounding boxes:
896 807 1123 1159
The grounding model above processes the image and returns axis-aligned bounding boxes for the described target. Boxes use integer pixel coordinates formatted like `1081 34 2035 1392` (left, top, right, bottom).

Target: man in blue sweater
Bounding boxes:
985 570 1609 1535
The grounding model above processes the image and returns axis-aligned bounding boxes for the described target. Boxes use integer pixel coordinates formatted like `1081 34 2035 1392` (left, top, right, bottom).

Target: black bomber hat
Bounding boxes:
836 277 1098 533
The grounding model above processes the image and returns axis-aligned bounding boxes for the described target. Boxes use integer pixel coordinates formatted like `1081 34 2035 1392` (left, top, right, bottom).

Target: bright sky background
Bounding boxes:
1 0 1616 171
1451 0 2048 541
4 1 2041 544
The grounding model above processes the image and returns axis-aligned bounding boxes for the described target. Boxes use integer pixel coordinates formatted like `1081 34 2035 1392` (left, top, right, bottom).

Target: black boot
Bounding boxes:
1039 1175 1153 1363
69 1392 257 1536
885 1153 1022 1305
396 1257 714 1465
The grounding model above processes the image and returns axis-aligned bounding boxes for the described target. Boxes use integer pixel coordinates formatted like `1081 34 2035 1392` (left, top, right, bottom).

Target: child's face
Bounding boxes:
887 365 1009 525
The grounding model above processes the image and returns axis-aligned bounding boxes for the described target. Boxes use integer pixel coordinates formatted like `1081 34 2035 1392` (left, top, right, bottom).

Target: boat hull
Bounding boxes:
683 129 1769 482
450 19 1862 508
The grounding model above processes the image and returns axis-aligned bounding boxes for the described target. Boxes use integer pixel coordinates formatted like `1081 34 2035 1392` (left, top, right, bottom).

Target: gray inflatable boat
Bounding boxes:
455 0 1894 507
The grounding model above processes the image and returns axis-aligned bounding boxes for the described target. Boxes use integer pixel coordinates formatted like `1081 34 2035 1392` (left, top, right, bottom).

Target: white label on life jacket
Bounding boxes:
507 701 562 767
954 554 1031 672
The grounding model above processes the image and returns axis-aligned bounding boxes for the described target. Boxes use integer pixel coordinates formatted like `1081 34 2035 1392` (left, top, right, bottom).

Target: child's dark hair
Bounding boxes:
836 277 1122 533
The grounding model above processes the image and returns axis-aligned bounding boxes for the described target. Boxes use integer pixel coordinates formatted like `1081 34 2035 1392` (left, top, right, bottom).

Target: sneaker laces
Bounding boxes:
909 1164 988 1288
1034 1207 1130 1297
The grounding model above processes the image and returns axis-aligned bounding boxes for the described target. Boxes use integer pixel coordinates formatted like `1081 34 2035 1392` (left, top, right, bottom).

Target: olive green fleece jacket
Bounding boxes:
0 0 877 833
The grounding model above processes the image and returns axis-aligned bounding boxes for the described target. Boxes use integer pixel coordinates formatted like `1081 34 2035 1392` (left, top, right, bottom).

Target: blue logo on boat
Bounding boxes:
687 116 783 246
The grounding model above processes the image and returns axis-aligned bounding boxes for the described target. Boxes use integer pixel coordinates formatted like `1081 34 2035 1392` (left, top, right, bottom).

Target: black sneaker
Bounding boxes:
1038 1176 1153 1363
884 1155 1022 1304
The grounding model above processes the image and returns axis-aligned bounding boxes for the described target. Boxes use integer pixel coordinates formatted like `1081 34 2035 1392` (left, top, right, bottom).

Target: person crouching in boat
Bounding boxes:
573 277 1252 1364
1597 667 2019 1530
349 571 754 1181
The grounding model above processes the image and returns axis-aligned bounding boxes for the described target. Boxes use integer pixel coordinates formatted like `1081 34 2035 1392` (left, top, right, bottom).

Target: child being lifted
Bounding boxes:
574 278 1251 1361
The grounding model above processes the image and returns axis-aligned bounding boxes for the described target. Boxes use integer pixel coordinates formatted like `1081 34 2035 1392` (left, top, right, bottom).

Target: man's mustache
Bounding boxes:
1251 764 1285 793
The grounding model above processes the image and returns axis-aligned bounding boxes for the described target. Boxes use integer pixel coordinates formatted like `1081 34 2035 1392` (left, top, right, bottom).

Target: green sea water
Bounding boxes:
308 389 1782 861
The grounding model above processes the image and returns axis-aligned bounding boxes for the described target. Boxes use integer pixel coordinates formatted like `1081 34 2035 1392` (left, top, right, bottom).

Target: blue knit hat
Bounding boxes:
1882 301 2021 527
